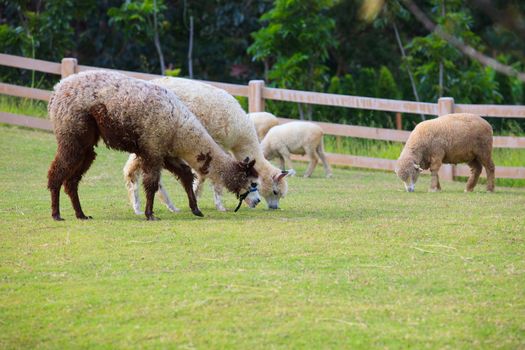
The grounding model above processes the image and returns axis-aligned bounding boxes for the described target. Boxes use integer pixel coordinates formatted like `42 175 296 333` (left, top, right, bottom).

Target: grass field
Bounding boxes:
0 124 524 349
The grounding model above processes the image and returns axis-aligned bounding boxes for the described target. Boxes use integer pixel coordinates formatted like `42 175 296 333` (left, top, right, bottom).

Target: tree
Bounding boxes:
248 0 337 120
108 0 167 74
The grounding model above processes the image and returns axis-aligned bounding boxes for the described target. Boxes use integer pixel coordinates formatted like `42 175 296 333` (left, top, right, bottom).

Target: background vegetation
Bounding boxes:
1 0 524 131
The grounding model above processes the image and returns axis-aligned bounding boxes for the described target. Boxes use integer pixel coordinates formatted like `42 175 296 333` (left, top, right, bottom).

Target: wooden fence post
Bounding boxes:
437 97 454 116
437 96 455 181
395 112 402 130
248 80 265 113
61 58 78 78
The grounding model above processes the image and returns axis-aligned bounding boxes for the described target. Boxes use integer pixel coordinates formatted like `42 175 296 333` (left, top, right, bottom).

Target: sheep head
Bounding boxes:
395 157 423 192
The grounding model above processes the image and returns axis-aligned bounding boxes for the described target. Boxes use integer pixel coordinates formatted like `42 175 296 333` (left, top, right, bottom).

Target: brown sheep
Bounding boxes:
47 71 259 221
395 113 495 192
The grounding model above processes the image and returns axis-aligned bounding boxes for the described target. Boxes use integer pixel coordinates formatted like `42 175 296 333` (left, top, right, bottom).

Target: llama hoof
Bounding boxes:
77 215 93 220
429 188 441 193
134 211 144 215
52 215 65 221
326 174 333 178
192 209 204 217
216 206 227 212
146 215 160 221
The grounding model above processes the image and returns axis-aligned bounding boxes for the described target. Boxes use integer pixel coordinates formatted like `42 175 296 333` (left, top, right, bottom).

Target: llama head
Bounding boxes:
226 157 261 209
262 169 295 210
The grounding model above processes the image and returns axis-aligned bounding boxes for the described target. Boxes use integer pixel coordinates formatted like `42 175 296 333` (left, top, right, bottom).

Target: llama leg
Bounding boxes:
480 155 496 192
316 143 332 178
48 145 87 221
193 173 205 199
157 178 180 213
141 164 162 221
303 147 319 178
465 159 482 192
164 157 203 217
124 154 143 215
63 148 97 219
212 183 227 212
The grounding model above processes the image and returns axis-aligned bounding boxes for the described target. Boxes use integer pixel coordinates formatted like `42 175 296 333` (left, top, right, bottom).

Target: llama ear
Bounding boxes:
275 169 295 182
248 159 256 168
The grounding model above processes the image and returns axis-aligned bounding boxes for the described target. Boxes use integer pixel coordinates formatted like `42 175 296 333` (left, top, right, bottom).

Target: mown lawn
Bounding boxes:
0 124 524 349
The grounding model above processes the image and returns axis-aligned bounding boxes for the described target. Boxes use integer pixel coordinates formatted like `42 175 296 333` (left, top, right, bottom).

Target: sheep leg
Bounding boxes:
303 147 319 178
63 148 97 219
123 154 144 215
429 159 442 192
278 148 295 172
465 159 482 192
278 155 286 171
316 142 332 178
212 183 227 212
164 157 203 217
480 155 496 192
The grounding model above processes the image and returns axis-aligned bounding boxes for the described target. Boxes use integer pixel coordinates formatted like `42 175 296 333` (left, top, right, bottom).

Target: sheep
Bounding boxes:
249 112 280 141
261 121 332 178
47 70 259 221
123 77 293 211
395 113 495 192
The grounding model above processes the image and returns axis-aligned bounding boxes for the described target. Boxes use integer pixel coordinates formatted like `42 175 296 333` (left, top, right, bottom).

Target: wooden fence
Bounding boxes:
1 53 524 180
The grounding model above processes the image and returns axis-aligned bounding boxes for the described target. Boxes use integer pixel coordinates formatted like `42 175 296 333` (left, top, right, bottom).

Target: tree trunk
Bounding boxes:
153 0 166 75
438 0 445 98
188 16 194 79
393 21 425 121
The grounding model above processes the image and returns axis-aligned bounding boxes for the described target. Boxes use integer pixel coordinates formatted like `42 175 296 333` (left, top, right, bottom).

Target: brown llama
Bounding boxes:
47 70 259 221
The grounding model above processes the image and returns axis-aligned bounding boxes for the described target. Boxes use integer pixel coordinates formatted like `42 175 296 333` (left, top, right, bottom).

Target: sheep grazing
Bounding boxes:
249 112 280 141
124 77 293 211
47 70 259 221
395 113 495 192
261 121 332 178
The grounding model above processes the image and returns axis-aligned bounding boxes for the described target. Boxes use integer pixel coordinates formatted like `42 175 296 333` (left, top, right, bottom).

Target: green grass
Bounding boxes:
0 95 48 118
0 124 524 349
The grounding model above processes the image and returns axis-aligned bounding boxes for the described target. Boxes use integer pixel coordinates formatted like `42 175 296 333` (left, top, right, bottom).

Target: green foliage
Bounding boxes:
249 0 337 119
377 65 400 100
165 68 181 77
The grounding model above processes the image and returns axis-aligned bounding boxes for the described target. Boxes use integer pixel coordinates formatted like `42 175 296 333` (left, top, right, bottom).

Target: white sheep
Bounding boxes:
249 112 280 141
395 113 495 192
124 77 293 212
47 70 260 221
261 121 332 178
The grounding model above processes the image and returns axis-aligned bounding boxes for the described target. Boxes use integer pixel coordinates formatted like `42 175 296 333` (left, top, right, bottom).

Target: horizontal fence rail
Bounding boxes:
264 87 439 115
0 53 523 181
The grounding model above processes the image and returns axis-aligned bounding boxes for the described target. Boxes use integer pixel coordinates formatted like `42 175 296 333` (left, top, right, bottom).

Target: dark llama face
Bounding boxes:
222 157 259 196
